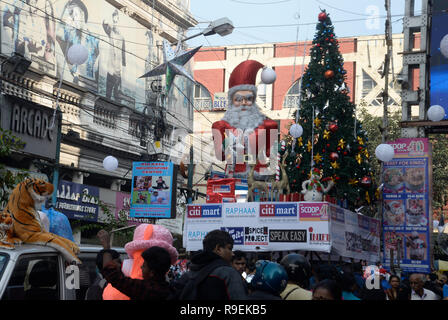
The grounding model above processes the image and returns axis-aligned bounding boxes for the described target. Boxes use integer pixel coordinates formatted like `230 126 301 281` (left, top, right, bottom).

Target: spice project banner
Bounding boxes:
183 202 380 258
382 138 432 274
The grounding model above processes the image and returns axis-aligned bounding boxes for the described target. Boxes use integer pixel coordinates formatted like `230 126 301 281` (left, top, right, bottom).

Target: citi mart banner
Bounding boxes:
184 201 380 258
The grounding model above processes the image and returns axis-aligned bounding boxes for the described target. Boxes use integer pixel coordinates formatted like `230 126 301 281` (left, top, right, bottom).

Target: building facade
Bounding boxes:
190 33 422 201
0 0 197 242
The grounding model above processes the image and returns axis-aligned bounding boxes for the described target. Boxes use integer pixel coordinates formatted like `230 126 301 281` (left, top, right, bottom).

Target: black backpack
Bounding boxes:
168 259 228 300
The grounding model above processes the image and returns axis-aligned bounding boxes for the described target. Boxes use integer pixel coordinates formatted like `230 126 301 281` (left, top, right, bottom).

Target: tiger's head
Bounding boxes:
0 211 13 229
24 178 54 210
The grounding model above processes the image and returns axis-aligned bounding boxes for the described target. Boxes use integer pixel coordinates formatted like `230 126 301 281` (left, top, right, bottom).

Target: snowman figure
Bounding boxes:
301 168 334 201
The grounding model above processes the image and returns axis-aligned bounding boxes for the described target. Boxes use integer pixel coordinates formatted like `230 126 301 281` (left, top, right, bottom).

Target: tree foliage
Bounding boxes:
0 128 28 208
283 11 377 211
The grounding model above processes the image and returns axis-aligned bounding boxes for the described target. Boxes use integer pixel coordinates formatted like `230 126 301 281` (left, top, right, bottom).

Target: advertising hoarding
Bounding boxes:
130 162 177 219
55 180 99 222
184 201 380 260
382 138 432 273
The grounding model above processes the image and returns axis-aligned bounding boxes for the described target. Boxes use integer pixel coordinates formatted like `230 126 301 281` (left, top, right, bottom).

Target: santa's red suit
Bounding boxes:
212 118 278 178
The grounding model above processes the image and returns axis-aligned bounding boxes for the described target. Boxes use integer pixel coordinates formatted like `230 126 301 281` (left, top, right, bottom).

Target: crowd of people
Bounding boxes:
86 229 448 301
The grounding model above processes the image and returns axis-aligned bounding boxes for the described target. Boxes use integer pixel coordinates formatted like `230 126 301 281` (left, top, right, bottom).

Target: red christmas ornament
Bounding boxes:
358 146 363 151
324 70 335 79
337 147 341 151
330 152 339 161
318 12 327 21
360 176 372 188
343 151 348 156
329 123 338 133
326 144 330 148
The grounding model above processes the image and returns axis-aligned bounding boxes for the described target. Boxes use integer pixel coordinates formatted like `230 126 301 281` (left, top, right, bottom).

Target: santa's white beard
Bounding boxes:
222 102 266 130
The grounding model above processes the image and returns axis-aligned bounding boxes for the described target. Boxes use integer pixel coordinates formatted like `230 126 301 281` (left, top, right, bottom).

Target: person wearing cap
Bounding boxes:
212 60 278 180
102 224 178 300
56 0 99 83
101 246 172 300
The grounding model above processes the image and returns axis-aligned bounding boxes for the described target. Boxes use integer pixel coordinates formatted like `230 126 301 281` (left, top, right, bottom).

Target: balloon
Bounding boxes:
261 67 276 84
289 123 303 138
427 105 445 121
67 44 89 65
103 156 118 171
440 34 448 59
375 144 395 162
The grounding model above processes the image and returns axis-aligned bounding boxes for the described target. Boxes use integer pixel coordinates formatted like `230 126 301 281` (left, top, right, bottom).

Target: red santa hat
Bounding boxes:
228 60 276 101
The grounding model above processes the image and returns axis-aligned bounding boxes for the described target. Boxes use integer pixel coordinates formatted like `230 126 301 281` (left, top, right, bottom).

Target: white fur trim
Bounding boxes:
228 84 257 101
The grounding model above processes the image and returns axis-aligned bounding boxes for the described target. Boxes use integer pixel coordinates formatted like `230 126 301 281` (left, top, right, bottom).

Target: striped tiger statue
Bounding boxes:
0 178 80 263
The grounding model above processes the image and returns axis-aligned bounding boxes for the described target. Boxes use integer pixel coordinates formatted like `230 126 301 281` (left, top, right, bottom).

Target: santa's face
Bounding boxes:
223 90 266 130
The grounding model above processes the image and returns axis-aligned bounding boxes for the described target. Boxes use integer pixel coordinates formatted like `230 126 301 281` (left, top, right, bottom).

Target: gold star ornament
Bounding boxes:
323 130 331 140
357 136 364 145
313 153 322 164
338 139 346 149
355 153 362 164
307 140 312 152
331 161 340 169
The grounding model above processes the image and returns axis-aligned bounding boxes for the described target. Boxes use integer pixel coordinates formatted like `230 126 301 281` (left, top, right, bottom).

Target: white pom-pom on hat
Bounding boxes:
227 60 276 100
261 67 276 84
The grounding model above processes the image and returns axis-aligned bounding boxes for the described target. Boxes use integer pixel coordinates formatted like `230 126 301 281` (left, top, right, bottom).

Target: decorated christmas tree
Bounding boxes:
283 10 377 211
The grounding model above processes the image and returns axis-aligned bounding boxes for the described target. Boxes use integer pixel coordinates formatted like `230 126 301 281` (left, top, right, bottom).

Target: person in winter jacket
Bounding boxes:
174 229 248 300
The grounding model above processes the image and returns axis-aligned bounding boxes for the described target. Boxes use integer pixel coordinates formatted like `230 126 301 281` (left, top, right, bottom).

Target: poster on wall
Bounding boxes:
0 0 160 110
55 180 99 222
382 138 432 274
430 0 448 118
130 162 177 219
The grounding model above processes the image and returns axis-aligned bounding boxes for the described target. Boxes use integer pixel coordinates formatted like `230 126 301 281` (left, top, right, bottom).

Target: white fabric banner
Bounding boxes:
184 202 380 262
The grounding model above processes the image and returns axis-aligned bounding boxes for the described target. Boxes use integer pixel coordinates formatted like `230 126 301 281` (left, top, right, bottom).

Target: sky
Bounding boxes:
185 0 422 47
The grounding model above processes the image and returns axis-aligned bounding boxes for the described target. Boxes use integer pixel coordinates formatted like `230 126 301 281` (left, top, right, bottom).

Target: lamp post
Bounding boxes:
51 44 89 205
179 17 234 44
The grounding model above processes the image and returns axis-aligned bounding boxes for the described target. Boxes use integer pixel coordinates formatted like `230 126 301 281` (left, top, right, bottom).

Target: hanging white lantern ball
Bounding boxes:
427 104 445 121
289 123 303 138
67 44 89 65
103 156 118 171
261 67 276 84
375 144 395 162
440 34 448 59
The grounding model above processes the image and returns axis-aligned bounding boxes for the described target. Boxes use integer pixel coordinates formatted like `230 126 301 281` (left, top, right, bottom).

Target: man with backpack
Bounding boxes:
170 229 248 300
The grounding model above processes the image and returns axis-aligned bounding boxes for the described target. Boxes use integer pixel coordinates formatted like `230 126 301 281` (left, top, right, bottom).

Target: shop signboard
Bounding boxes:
55 180 99 222
0 95 59 160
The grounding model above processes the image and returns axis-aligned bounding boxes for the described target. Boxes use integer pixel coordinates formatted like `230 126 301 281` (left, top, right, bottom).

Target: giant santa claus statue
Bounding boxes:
212 60 278 180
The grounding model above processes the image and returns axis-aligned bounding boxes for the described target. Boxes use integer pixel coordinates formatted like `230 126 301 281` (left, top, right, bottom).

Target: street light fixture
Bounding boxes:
179 17 234 43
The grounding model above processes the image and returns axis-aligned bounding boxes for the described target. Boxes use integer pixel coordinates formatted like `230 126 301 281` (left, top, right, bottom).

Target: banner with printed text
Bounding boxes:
184 201 379 257
382 138 432 273
130 162 177 219
55 180 99 222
